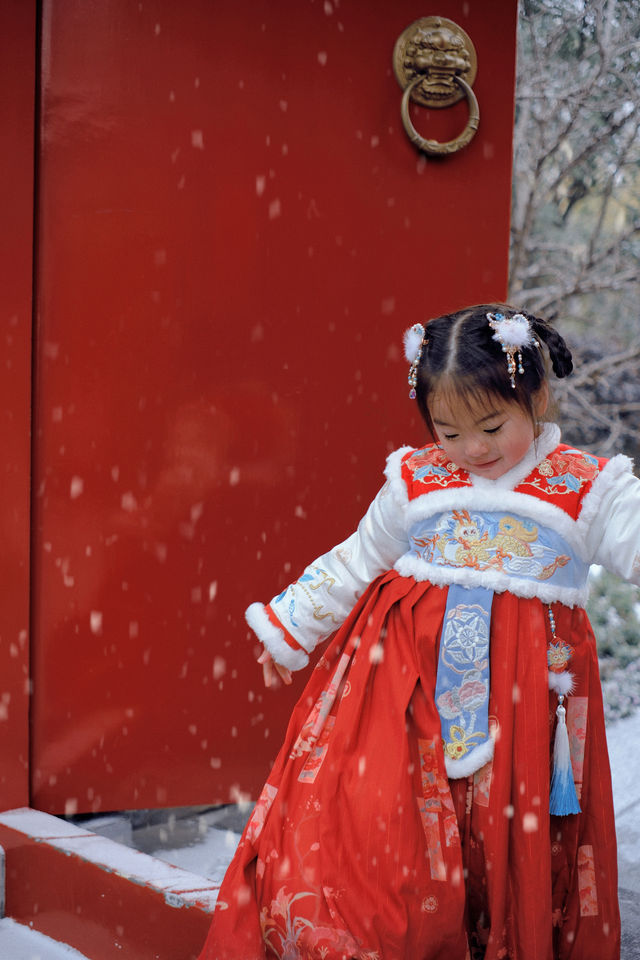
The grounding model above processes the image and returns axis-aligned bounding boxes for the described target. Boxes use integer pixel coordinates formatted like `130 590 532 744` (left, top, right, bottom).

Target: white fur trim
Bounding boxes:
548 671 575 696
445 735 495 779
245 602 309 671
403 323 426 363
393 554 587 607
576 453 634 541
384 445 413 509
471 423 561 490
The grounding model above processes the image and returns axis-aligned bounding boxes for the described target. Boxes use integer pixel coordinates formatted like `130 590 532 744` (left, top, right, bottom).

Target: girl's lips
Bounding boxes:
470 459 500 471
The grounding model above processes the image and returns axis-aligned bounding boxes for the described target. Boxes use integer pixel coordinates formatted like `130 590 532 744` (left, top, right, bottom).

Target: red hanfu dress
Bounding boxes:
199 424 638 960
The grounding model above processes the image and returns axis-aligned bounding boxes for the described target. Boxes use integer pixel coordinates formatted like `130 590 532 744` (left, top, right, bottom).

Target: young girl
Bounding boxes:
199 304 637 960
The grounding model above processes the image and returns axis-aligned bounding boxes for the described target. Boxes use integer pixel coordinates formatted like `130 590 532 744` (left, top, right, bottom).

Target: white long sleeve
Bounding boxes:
580 456 640 584
246 450 410 670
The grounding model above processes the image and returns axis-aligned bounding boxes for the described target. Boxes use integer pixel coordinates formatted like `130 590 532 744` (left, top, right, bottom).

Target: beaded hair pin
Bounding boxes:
404 322 428 398
487 311 539 388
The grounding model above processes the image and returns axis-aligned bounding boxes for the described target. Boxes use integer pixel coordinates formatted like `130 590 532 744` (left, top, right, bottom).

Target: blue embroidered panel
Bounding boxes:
435 584 493 773
408 510 588 591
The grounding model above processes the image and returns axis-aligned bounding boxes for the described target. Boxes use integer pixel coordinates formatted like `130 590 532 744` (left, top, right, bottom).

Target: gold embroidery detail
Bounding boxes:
442 725 486 760
299 568 341 624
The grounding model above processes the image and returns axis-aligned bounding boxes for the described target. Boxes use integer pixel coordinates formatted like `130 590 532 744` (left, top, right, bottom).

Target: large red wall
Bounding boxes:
2 0 518 814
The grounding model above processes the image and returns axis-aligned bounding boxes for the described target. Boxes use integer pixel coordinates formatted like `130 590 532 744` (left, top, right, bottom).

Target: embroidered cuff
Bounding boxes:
265 605 308 652
245 602 310 671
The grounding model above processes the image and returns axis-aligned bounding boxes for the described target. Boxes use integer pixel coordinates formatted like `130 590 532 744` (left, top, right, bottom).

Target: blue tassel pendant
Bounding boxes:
549 695 581 816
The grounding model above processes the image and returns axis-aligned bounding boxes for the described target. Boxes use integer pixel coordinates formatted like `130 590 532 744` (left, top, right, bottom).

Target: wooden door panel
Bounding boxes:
31 0 518 812
0 0 36 811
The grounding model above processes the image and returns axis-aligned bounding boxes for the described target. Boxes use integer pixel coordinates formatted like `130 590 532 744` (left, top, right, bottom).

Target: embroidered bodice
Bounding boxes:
247 424 640 671
394 427 615 608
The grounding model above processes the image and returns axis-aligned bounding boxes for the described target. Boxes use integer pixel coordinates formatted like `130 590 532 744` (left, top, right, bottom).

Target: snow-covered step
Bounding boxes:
0 918 89 960
0 808 219 959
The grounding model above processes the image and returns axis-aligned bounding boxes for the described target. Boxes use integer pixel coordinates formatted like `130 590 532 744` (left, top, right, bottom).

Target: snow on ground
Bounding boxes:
607 709 640 892
0 918 89 960
150 826 241 883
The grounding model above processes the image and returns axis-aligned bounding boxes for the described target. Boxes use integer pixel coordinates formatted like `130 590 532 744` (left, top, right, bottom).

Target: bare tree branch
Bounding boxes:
510 0 640 460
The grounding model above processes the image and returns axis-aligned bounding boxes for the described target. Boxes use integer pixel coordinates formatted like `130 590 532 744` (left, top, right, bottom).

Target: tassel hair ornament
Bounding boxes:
547 605 581 816
487 311 539 389
404 323 428 399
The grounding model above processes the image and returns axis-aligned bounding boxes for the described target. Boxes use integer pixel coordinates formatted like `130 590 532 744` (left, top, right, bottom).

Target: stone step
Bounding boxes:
0 808 218 960
0 917 89 959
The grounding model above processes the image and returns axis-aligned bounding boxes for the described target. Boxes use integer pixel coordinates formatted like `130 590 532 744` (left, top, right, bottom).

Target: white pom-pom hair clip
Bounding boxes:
404 323 425 363
487 311 539 388
403 323 428 399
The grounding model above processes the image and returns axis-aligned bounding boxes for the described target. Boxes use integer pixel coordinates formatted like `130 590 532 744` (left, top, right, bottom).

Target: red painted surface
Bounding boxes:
31 0 518 813
0 814 213 960
0 1 35 810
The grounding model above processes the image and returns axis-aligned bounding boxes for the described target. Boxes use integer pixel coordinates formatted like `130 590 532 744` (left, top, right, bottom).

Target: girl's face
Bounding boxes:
430 385 548 480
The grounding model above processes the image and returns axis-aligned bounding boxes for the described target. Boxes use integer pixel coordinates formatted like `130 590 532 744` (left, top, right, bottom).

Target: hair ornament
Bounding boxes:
487 311 538 388
404 323 428 398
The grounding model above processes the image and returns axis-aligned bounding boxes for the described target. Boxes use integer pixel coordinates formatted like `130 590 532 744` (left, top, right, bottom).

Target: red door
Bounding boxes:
0 1 35 811
29 0 518 814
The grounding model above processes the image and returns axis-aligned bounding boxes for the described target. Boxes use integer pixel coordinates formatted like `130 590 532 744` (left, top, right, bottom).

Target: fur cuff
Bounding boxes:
245 602 309 671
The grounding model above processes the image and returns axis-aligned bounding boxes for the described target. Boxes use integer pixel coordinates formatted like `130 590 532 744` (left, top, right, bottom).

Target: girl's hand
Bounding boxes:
257 648 293 688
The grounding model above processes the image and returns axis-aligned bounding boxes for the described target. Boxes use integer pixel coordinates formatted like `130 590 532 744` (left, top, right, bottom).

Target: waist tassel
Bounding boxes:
547 605 581 815
549 695 581 815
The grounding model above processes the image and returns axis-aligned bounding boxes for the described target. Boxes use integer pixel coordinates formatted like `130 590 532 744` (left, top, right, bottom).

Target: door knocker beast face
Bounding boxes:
393 17 479 156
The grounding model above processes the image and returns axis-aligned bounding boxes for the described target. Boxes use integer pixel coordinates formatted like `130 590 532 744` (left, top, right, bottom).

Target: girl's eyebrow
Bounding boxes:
433 418 456 427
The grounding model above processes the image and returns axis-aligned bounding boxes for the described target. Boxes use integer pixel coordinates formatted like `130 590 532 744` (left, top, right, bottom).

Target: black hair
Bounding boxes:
414 303 573 434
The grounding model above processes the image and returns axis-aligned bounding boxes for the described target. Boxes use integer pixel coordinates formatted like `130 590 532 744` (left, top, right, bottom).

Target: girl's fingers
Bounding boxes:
257 648 292 687
274 662 293 685
258 649 279 688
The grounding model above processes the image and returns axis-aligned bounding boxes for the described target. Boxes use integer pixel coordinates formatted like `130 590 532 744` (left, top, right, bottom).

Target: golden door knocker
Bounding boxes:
393 16 479 157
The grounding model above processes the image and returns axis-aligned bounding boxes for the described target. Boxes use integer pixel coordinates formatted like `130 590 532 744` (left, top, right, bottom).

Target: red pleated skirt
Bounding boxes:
198 571 620 960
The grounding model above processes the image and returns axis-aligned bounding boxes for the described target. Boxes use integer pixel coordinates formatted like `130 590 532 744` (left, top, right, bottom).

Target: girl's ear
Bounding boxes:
534 381 550 419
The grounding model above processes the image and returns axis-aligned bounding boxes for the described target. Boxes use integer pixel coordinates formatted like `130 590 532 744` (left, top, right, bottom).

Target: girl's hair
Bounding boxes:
415 303 573 433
